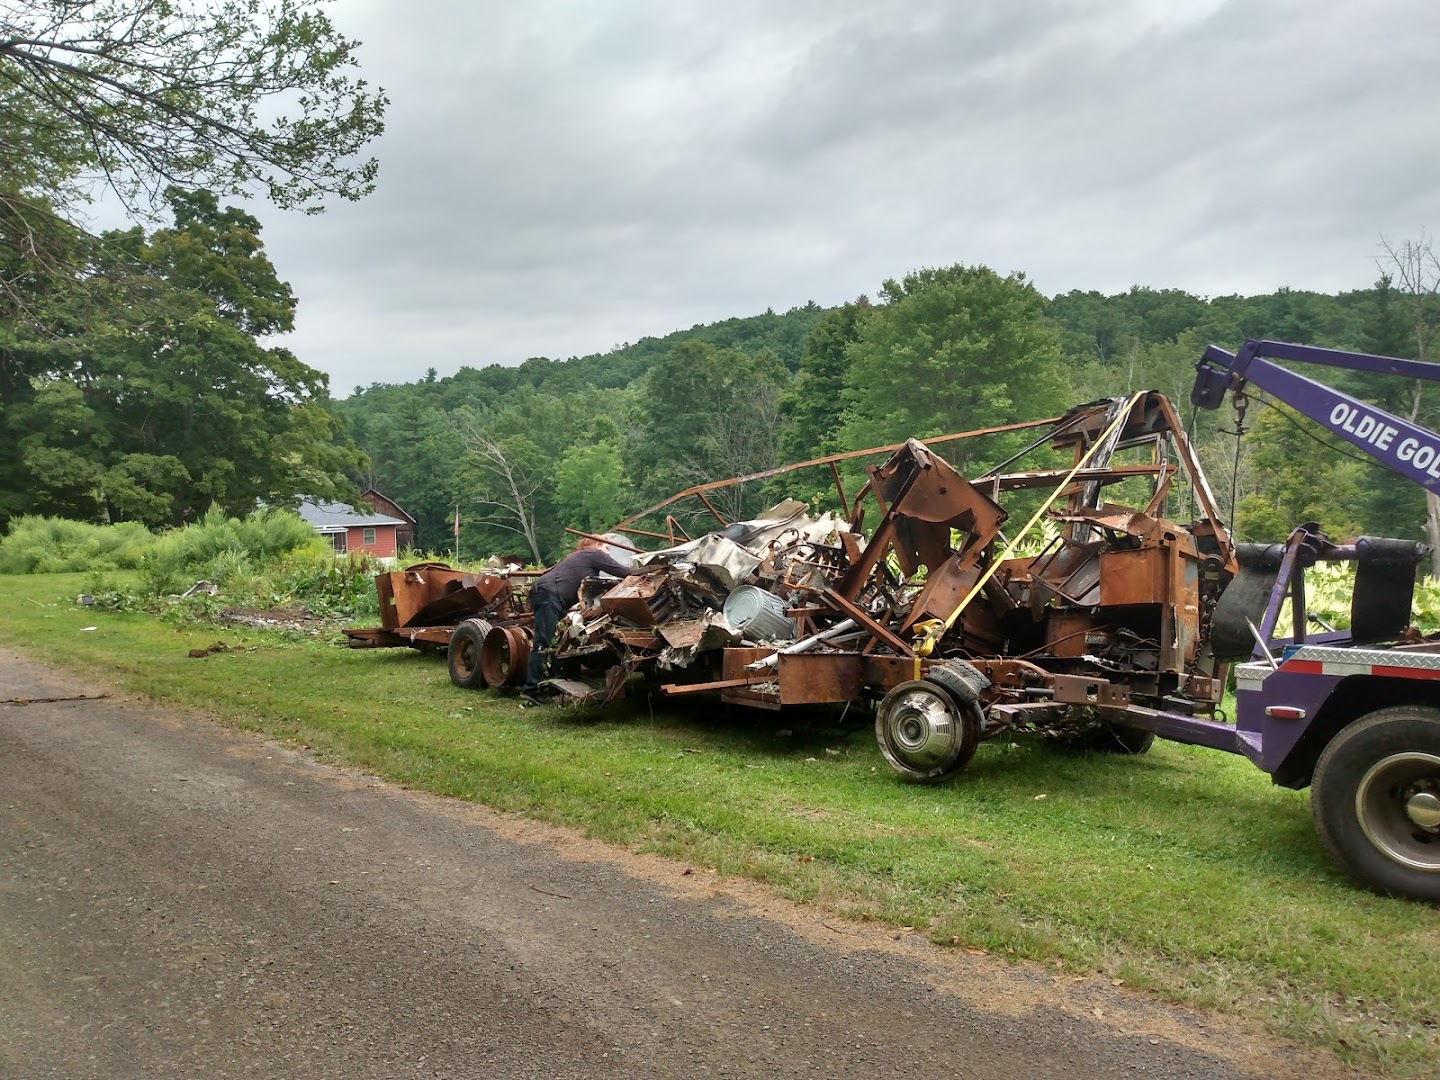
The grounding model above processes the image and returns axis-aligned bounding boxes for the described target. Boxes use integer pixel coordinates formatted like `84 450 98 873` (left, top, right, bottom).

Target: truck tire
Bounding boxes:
1311 705 1440 902
447 618 492 690
875 680 979 783
924 659 988 710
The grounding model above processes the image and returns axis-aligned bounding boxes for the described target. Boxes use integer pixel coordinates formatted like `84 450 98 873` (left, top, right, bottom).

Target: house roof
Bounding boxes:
297 499 407 532
360 488 417 524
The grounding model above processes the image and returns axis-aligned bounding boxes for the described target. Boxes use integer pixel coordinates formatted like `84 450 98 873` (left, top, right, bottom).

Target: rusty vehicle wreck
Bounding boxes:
344 339 1440 902
351 390 1244 783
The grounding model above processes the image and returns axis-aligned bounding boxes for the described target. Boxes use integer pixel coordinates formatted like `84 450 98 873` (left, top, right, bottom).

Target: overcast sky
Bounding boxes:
246 0 1440 394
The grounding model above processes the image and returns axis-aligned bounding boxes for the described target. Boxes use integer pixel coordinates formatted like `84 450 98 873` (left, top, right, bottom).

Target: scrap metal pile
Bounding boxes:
354 391 1240 781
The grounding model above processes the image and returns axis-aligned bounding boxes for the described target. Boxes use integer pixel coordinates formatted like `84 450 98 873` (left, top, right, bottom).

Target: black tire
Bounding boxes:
1070 723 1155 755
875 680 979 783
925 659 989 711
447 618 492 690
1311 706 1440 902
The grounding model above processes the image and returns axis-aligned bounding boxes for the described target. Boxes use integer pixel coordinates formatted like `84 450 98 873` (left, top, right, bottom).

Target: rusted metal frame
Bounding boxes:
991 463 1169 491
1014 620 1115 661
913 392 1147 655
611 415 1063 530
1290 562 1309 646
834 470 914 601
1151 394 1235 570
661 674 775 695
849 475 882 530
563 527 644 553
821 588 915 656
973 404 1101 479
612 525 680 543
828 461 848 509
1142 432 1177 517
1144 472 1176 517
664 515 692 543
695 492 729 525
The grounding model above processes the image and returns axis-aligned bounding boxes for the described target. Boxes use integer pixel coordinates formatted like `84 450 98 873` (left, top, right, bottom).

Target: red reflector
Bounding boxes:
1264 706 1307 720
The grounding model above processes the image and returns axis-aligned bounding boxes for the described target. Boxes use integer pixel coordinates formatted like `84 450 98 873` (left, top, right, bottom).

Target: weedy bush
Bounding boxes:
0 516 153 574
140 507 328 595
268 551 383 620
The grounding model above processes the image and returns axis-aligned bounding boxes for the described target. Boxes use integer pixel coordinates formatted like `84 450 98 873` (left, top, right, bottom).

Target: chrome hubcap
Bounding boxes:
1356 752 1440 871
881 687 961 771
1406 790 1440 830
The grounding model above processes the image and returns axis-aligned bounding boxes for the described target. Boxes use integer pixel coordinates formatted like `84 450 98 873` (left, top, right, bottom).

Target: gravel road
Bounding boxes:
0 649 1359 1079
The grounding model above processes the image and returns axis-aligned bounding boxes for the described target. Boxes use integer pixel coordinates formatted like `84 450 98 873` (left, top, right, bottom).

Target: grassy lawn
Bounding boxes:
3 572 1437 1077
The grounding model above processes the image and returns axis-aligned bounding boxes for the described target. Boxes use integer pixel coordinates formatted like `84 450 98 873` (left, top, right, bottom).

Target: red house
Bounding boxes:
297 499 407 559
357 489 416 550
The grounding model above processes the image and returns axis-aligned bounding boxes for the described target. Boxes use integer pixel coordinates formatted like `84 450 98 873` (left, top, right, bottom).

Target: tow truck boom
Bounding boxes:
1192 339 1440 492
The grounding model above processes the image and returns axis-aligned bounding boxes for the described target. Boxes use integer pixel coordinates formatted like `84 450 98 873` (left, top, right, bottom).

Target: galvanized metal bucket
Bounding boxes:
722 585 796 641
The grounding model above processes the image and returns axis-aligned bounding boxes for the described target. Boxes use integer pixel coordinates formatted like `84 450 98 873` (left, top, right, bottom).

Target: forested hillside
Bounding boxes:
6 176 1436 565
333 267 1435 562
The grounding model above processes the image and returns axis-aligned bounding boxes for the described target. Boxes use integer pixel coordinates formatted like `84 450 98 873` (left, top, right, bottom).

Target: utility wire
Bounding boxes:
1260 399 1380 467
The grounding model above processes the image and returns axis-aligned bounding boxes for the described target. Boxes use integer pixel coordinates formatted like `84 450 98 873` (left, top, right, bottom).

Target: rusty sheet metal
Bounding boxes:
343 626 455 649
1043 611 1107 658
847 439 1007 581
598 576 674 626
610 629 663 650
775 652 864 705
377 563 511 630
1098 547 1171 607
658 619 708 650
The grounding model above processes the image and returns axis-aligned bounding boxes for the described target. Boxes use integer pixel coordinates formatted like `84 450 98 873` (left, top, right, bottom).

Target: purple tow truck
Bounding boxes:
1180 340 1440 901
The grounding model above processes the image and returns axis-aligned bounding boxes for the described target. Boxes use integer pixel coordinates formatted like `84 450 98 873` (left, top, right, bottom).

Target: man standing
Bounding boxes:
522 539 634 698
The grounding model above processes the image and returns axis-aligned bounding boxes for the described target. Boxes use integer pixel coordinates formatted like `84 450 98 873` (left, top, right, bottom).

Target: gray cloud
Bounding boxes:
244 0 1440 392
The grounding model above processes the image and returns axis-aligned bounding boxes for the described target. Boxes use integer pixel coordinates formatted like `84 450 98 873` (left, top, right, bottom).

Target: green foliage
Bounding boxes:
1233 404 1373 542
627 341 792 520
554 440 628 534
0 189 365 529
273 553 384 621
0 0 385 219
780 300 872 459
140 507 327 595
838 265 1070 471
1268 562 1440 636
0 515 150 574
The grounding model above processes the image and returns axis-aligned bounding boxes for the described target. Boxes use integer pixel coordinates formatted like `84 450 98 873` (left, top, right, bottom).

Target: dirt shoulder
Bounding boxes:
0 649 1362 1079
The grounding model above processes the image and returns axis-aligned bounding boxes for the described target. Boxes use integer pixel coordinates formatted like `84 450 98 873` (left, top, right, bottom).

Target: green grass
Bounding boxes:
4 573 1438 1077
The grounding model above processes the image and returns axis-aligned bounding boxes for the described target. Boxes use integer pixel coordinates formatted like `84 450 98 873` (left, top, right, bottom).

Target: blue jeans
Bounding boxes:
524 586 566 693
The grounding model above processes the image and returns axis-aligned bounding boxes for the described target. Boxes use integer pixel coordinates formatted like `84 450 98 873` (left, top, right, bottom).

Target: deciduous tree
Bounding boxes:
838 265 1069 472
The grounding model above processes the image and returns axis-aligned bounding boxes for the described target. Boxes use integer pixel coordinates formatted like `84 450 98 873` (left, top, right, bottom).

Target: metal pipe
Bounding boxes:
562 527 644 553
745 619 858 670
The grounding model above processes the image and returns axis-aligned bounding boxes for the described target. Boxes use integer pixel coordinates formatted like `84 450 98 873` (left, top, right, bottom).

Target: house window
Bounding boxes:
363 527 377 545
329 532 347 555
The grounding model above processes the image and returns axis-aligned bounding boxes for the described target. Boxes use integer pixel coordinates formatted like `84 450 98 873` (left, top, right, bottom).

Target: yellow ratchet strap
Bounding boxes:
913 392 1145 657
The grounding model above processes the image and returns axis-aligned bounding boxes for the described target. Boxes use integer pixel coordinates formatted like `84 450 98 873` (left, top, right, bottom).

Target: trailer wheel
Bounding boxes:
1311 706 1440 902
447 619 492 690
875 680 978 783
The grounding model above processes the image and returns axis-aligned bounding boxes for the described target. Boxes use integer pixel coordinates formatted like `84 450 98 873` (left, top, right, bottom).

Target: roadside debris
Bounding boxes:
349 392 1239 782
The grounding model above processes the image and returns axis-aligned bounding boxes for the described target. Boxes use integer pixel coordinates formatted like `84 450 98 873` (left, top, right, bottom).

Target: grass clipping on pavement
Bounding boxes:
2 572 1437 1079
